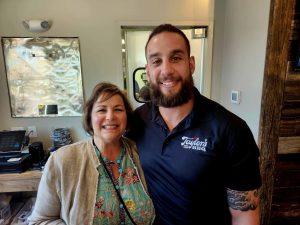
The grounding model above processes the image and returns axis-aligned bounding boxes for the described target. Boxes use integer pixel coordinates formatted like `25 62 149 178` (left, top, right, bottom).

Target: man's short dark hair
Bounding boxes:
145 24 191 58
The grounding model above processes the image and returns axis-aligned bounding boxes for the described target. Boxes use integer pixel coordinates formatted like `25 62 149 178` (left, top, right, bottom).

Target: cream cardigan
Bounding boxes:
28 137 150 225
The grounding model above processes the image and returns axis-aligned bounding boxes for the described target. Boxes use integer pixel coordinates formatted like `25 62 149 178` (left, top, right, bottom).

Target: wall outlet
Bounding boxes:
28 126 37 137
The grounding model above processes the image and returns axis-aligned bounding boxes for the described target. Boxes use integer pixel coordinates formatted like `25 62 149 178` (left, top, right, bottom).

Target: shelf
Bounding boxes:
287 61 300 77
0 170 42 193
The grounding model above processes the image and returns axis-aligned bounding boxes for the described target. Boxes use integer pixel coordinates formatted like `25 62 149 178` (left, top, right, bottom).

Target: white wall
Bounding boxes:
214 0 270 141
0 0 214 149
0 0 272 147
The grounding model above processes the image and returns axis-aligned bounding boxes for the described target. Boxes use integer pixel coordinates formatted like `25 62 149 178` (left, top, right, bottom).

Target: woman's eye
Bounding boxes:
115 108 124 112
97 109 106 112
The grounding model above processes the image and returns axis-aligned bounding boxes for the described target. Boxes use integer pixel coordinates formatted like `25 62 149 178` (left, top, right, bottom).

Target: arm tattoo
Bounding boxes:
227 188 259 211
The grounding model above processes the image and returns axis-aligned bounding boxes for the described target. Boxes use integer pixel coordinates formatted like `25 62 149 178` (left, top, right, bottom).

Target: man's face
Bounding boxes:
145 32 195 107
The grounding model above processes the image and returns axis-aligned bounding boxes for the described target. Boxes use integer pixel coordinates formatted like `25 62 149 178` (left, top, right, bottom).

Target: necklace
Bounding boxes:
102 148 124 166
101 146 125 165
93 141 125 163
94 143 125 176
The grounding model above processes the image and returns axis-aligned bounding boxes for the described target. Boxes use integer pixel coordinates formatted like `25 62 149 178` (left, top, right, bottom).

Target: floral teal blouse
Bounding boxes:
93 145 155 225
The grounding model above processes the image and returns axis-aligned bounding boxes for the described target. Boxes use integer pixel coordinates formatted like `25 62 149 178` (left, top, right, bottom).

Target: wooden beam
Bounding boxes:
258 0 296 224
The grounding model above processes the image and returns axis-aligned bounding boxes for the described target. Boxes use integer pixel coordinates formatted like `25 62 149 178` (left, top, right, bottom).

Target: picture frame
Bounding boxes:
1 37 84 117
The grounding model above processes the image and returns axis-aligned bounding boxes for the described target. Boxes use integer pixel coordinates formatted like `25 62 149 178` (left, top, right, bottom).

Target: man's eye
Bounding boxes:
172 56 182 62
151 59 161 65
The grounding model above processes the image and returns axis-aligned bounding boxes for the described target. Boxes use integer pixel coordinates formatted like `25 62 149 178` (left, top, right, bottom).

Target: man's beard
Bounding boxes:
149 74 194 107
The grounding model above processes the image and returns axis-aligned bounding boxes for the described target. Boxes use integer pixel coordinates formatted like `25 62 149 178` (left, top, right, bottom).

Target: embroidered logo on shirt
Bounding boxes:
181 136 207 152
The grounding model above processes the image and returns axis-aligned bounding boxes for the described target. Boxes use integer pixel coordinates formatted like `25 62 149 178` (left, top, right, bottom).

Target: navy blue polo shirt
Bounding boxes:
128 88 261 225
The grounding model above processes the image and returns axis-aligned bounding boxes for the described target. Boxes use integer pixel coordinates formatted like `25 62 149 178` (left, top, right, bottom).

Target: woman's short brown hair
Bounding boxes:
82 82 133 136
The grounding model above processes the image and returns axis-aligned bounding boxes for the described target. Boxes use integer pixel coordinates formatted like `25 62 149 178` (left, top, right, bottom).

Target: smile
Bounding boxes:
160 80 179 88
102 124 119 129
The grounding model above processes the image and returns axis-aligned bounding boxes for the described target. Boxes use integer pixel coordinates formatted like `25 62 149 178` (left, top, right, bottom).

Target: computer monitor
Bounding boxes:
0 130 26 158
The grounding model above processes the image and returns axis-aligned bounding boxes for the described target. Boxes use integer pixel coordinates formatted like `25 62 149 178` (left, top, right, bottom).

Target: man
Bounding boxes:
129 24 261 225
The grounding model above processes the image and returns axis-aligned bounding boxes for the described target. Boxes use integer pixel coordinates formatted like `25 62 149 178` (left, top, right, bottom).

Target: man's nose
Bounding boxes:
161 61 174 75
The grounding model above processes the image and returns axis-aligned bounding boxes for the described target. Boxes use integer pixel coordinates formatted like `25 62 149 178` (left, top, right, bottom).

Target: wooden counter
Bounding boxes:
0 170 42 193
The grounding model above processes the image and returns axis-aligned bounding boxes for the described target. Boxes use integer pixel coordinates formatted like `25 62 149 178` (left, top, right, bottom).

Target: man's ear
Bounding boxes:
189 56 195 75
145 64 150 82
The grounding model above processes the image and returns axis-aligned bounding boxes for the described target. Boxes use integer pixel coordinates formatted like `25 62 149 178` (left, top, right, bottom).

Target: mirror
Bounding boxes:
133 67 150 102
1 37 84 117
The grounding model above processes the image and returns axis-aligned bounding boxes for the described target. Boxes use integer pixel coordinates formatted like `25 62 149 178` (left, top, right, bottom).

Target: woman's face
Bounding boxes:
91 94 127 145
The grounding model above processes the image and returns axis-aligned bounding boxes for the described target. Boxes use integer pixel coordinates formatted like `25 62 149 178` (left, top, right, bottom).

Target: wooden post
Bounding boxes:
258 0 295 224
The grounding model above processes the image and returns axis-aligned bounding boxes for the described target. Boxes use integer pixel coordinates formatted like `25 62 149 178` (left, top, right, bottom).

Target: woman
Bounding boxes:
29 82 155 225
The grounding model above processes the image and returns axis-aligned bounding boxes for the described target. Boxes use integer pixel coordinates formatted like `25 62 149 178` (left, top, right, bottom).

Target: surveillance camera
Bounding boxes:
22 20 51 33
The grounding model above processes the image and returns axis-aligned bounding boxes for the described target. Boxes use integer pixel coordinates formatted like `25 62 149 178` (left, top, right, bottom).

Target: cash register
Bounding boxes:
0 130 31 173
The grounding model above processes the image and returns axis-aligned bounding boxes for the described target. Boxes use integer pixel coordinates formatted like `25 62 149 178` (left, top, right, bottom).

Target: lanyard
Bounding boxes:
94 144 137 225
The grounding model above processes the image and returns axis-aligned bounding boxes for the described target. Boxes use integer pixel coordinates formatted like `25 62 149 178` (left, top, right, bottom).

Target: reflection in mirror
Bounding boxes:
1 37 84 117
133 67 150 102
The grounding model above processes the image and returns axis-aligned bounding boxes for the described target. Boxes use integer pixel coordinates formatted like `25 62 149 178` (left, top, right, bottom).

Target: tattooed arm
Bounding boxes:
227 188 260 225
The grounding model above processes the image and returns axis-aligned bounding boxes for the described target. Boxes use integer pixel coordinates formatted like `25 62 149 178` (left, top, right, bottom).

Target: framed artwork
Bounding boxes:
1 37 84 117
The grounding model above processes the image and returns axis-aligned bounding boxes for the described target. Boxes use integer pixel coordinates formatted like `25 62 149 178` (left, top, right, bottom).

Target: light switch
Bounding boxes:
231 90 241 104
